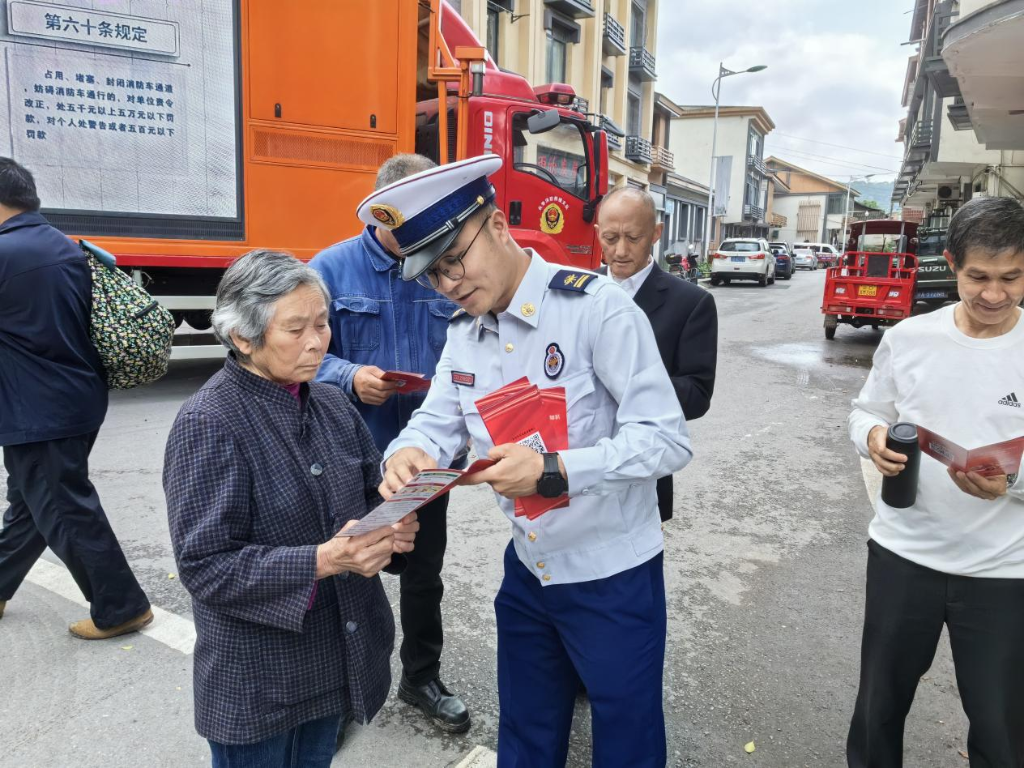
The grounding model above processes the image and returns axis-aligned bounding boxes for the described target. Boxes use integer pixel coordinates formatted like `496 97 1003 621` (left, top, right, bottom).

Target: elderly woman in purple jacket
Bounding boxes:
163 250 418 767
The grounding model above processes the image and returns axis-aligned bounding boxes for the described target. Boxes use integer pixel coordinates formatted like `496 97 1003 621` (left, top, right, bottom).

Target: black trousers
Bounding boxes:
399 491 449 686
0 431 150 628
848 540 1024 768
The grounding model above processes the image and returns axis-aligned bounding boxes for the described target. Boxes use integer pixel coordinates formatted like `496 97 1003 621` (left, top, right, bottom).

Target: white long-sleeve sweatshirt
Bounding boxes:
849 304 1024 578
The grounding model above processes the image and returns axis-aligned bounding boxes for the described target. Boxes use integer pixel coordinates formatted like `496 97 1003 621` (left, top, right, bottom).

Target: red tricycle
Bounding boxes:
821 220 919 340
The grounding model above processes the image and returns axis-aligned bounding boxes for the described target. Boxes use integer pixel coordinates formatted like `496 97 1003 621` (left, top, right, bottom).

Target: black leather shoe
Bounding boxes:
397 675 471 734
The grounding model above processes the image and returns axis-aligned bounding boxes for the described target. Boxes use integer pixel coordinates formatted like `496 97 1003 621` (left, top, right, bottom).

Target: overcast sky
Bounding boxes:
656 0 912 185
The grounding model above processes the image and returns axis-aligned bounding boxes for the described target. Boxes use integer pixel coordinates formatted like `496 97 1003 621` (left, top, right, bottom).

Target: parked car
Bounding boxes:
769 245 794 279
800 242 841 267
769 240 792 255
913 227 958 306
710 238 776 287
793 246 819 270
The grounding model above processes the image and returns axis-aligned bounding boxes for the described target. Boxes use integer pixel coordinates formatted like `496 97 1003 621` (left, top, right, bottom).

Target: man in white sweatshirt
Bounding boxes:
847 196 1024 768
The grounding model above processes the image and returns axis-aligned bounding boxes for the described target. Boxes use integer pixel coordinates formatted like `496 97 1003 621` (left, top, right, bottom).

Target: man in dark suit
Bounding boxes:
597 187 718 521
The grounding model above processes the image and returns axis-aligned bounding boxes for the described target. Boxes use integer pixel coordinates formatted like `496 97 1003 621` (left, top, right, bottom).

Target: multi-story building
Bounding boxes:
454 0 659 189
664 103 775 248
648 93 709 262
766 157 860 246
893 0 1024 220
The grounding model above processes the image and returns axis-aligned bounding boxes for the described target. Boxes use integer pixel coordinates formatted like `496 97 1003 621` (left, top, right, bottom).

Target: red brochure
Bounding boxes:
475 380 569 520
917 427 1024 477
381 371 432 393
476 377 531 415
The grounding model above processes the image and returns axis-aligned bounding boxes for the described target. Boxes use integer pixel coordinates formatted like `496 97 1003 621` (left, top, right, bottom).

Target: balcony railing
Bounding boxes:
650 144 674 171
624 135 652 164
747 154 767 175
909 120 934 154
743 203 764 221
543 0 595 19
602 14 626 56
769 212 788 227
601 115 625 150
628 47 657 81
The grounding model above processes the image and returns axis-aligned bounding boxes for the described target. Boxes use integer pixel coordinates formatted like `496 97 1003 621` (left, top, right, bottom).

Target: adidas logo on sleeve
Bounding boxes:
998 392 1021 408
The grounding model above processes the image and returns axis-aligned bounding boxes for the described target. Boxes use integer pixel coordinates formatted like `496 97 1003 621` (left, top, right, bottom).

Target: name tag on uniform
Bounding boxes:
452 371 475 387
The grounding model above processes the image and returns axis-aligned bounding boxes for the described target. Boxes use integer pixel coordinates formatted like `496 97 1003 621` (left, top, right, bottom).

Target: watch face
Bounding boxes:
538 473 566 498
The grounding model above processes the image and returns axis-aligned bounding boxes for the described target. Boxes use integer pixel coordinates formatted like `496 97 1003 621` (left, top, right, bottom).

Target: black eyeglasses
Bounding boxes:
416 214 491 290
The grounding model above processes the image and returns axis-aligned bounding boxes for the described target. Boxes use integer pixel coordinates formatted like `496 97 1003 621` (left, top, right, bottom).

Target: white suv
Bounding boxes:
710 238 776 287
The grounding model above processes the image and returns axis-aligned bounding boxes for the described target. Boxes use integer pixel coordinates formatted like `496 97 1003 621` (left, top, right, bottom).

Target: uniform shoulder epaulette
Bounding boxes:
449 307 472 323
548 269 599 294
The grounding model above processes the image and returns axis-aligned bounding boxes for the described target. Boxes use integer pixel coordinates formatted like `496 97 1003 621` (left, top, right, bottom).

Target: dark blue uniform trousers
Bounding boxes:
495 541 667 767
0 431 150 628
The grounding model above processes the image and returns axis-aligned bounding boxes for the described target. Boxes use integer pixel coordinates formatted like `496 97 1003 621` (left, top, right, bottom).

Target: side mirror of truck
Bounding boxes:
527 109 561 135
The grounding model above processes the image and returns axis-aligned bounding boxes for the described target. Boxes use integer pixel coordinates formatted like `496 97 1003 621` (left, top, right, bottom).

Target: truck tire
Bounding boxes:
824 314 838 340
710 275 721 286
184 310 213 331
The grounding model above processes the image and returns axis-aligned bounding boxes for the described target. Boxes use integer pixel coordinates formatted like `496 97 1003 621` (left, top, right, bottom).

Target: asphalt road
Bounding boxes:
0 268 972 767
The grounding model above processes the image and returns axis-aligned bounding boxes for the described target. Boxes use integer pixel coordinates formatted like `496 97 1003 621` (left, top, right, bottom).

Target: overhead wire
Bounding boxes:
769 131 904 161
765 144 899 175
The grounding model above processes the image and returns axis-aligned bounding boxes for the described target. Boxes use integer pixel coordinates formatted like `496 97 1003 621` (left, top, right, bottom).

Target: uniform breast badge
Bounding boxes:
544 343 564 380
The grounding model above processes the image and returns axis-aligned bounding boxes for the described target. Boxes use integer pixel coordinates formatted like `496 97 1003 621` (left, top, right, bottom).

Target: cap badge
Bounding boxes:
369 204 405 229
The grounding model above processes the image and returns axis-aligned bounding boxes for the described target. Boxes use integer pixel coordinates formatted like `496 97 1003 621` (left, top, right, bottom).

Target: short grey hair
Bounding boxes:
945 196 1024 269
375 153 436 190
211 249 330 359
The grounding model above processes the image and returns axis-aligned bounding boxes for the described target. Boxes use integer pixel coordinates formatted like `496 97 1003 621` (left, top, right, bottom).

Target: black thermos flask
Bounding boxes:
881 423 921 508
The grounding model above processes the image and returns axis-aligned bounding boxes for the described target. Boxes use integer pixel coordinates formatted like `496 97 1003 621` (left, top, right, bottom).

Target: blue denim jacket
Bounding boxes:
310 228 459 455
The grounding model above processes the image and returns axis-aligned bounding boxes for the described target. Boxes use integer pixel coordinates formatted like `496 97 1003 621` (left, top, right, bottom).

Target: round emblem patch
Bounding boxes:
544 343 564 380
540 203 565 235
369 204 405 229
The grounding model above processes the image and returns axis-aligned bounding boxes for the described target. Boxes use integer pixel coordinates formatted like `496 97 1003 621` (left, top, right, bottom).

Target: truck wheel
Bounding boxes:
824 314 838 340
184 310 213 331
710 276 721 286
722 278 731 285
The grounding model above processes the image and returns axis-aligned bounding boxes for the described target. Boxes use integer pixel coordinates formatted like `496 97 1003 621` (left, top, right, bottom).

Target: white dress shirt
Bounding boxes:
610 257 654 299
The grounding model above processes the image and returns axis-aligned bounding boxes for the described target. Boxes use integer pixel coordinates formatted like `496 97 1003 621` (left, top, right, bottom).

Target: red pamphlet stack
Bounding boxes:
475 378 568 519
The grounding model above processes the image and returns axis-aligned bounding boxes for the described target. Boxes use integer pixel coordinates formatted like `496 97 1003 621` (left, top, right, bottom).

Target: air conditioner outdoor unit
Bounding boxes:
937 184 962 202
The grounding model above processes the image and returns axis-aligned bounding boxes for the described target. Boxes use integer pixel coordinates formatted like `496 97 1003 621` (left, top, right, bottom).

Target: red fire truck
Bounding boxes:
1 0 607 356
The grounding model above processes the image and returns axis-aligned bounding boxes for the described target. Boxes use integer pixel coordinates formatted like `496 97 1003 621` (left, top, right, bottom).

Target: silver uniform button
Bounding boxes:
310 463 324 476
345 620 358 634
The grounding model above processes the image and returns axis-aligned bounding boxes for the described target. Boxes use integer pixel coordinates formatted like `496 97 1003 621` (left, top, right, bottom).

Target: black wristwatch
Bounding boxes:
537 452 568 498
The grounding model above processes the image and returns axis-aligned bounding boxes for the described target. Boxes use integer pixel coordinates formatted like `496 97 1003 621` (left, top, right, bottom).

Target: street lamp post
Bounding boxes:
841 173 876 250
702 63 767 261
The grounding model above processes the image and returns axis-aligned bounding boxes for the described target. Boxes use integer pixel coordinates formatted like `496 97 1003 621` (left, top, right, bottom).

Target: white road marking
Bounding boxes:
455 745 497 768
26 559 197 655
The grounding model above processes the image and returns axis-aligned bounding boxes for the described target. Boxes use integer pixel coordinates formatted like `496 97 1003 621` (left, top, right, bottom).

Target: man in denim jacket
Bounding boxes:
310 154 470 734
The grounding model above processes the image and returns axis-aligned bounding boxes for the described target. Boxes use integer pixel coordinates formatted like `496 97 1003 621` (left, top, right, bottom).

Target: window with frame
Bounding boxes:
627 76 642 136
511 112 590 200
486 6 501 63
631 0 646 47
545 14 578 85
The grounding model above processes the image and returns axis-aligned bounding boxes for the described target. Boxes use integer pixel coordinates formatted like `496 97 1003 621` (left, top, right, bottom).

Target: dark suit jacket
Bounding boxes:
601 262 718 520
